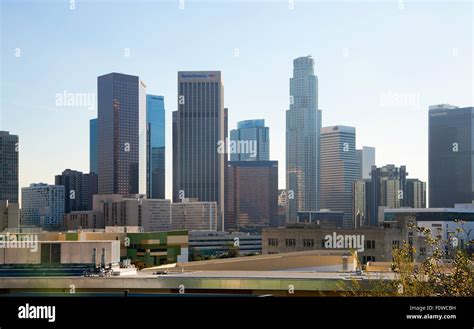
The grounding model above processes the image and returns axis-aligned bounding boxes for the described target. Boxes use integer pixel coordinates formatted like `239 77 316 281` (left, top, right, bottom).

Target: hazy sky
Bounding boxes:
1 0 473 200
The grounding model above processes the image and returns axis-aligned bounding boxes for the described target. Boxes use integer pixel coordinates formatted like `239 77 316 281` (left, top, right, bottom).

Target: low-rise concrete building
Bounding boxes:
0 240 120 265
0 229 188 268
263 225 402 264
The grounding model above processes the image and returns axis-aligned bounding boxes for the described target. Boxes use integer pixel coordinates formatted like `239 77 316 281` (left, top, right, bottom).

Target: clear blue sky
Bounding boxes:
1 0 472 199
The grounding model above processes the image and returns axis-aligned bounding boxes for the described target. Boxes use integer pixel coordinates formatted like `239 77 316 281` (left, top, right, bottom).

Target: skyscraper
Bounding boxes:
0 131 19 203
146 95 165 199
226 161 278 229
89 118 98 174
429 104 474 207
406 179 427 208
21 183 65 230
286 56 321 222
230 119 269 161
55 169 83 214
352 179 370 228
353 165 426 227
173 71 226 231
356 146 375 179
320 126 360 228
97 73 147 197
55 169 98 213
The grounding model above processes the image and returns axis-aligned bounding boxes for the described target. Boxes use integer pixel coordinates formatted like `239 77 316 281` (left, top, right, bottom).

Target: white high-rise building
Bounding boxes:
286 56 321 222
21 183 65 230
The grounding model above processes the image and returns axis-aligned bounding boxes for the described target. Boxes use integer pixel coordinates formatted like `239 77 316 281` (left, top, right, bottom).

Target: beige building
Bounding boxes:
90 194 172 232
171 199 217 231
0 240 120 265
64 210 102 231
263 225 403 264
0 200 19 231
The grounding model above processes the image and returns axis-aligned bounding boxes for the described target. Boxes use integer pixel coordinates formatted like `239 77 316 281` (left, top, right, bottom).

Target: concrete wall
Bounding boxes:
163 250 356 272
0 241 120 265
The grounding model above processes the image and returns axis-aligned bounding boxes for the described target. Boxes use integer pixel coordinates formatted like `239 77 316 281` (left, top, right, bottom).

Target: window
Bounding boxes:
303 239 314 248
365 240 375 249
362 255 375 264
392 240 400 249
285 239 296 247
268 238 278 247
420 247 426 256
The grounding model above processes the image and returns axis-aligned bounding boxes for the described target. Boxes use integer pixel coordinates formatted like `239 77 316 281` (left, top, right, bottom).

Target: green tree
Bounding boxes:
343 220 473 296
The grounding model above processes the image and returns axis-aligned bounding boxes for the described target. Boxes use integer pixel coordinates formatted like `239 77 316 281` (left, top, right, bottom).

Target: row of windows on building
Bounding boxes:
268 238 385 250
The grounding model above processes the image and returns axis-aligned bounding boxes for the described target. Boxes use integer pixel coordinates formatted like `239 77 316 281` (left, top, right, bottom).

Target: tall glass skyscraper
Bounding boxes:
429 104 474 207
320 126 360 228
0 131 19 203
89 118 98 174
146 94 165 199
286 56 321 222
97 73 147 197
173 71 226 231
230 119 269 161
356 146 375 179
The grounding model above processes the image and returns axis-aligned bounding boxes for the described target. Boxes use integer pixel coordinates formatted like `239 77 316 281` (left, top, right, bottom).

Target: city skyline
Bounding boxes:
1 1 472 201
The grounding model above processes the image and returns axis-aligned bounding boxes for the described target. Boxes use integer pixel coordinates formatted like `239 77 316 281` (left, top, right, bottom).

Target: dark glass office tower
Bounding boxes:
97 73 146 196
55 169 83 213
173 71 226 230
89 118 98 174
226 161 278 229
55 169 98 212
0 131 19 203
429 104 474 207
146 95 165 199
230 119 269 161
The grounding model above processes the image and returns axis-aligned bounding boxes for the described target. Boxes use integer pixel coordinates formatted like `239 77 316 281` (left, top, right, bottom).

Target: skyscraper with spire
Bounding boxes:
286 56 321 221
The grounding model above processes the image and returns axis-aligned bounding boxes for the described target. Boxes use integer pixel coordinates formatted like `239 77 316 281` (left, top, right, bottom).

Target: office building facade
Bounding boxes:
429 104 474 207
21 183 65 230
171 199 218 231
146 94 165 199
98 195 171 232
353 165 426 227
55 169 98 213
230 119 269 161
0 200 20 231
173 71 226 230
320 125 360 228
286 56 321 222
353 179 370 228
226 161 278 229
296 210 344 228
406 179 427 208
97 73 147 197
356 146 375 179
89 118 98 174
0 131 19 203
